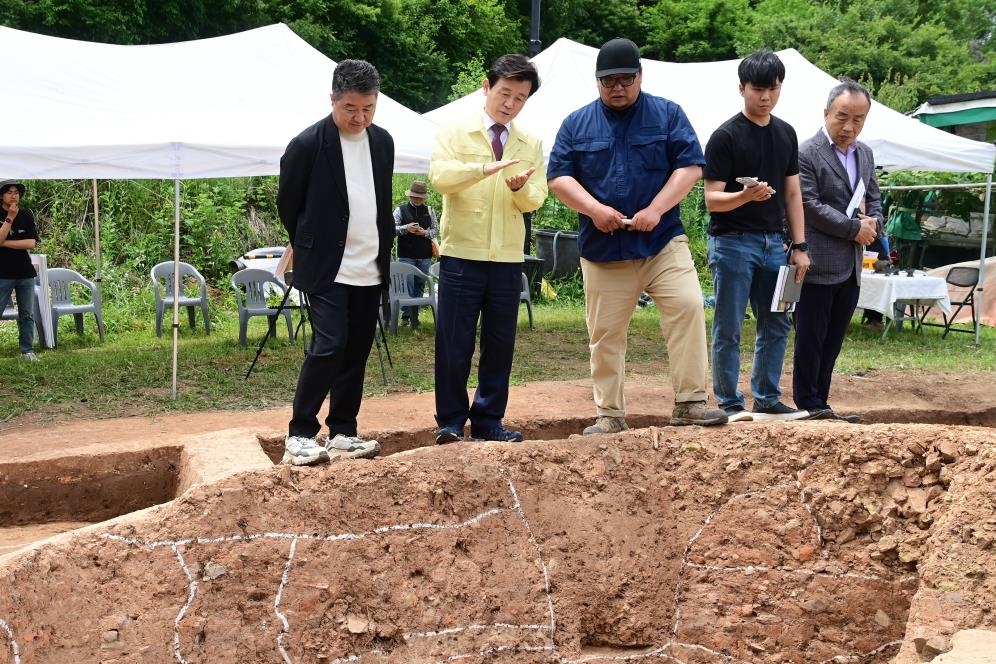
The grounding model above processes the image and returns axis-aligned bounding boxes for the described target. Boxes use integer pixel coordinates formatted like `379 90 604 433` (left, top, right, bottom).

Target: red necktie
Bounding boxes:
490 123 504 160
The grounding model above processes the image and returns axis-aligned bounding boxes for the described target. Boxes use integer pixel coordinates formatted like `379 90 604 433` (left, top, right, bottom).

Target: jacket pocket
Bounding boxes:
632 133 670 172
577 139 611 179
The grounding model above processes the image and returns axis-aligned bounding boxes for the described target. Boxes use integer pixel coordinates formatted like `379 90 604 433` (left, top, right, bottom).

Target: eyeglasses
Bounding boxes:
598 74 637 89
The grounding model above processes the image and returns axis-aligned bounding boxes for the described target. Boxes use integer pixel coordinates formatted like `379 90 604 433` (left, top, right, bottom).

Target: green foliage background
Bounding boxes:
2 0 993 317
3 0 994 113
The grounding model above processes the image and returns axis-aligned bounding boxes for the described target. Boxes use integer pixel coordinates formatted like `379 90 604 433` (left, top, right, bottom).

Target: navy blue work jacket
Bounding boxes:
547 92 705 262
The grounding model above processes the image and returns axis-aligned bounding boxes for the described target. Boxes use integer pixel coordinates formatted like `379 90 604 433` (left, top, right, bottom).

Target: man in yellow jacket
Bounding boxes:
430 53 547 444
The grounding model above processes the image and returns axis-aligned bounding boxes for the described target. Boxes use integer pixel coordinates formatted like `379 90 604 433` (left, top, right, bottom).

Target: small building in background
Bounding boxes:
911 91 996 144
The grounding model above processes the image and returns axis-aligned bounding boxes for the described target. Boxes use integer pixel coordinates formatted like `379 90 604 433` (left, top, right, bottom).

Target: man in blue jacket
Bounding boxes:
548 38 727 434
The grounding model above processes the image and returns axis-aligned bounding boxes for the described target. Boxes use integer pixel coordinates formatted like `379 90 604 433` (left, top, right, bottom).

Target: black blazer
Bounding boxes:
277 115 395 294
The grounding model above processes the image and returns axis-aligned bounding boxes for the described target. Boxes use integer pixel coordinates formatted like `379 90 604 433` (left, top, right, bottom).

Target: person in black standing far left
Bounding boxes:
0 179 39 361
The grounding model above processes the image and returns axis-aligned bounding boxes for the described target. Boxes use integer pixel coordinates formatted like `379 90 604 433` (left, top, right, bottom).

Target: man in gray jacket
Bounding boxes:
793 79 882 422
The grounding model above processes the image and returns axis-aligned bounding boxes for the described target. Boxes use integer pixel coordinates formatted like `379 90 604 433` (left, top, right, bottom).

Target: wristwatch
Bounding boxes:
790 242 809 252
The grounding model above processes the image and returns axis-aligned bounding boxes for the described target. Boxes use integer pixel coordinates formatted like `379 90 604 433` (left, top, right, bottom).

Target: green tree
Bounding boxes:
538 0 647 50
742 0 996 111
643 0 752 61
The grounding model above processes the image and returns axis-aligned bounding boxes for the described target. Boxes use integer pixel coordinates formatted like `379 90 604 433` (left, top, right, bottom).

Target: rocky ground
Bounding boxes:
0 370 994 663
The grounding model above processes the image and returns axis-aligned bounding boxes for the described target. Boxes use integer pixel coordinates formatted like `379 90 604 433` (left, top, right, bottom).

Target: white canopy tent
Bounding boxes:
0 23 437 396
428 38 995 342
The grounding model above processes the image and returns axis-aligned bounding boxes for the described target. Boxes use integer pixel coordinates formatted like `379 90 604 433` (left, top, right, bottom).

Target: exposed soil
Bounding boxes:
0 370 994 663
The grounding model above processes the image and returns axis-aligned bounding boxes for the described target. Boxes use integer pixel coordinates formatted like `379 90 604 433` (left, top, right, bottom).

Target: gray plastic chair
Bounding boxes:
519 272 534 329
47 268 105 345
387 261 436 334
231 268 295 347
150 261 211 337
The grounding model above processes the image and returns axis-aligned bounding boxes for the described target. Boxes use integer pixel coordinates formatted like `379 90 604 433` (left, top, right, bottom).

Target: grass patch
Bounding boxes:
0 298 992 426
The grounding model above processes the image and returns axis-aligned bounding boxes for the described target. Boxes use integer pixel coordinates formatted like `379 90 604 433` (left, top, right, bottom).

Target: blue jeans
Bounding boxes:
708 232 792 411
398 256 431 323
0 277 36 354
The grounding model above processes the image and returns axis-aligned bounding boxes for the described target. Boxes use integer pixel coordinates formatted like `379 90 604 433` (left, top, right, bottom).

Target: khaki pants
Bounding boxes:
581 235 709 416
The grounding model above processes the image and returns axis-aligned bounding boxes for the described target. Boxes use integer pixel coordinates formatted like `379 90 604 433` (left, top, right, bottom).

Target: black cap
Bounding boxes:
0 180 25 196
595 38 641 77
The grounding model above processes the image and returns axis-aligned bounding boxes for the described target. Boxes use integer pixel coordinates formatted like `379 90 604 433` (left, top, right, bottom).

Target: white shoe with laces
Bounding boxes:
282 435 330 466
324 434 381 460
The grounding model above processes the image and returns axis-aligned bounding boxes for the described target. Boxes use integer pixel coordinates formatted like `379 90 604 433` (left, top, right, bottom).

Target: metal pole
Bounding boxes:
92 179 102 283
171 178 181 399
529 0 542 57
975 173 991 346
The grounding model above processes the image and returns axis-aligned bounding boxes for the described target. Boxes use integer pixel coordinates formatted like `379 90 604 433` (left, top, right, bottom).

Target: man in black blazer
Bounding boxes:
277 59 396 465
794 79 882 423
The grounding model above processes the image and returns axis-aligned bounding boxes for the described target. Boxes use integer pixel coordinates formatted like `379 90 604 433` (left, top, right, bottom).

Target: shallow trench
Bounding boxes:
0 417 994 664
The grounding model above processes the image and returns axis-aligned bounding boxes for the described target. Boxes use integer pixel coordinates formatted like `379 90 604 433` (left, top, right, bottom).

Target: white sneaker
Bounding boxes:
324 434 381 460
724 407 754 423
20 351 39 362
282 435 330 466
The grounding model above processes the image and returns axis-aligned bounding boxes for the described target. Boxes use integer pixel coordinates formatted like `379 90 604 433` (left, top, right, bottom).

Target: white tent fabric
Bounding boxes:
426 38 996 174
0 23 435 177
427 38 995 344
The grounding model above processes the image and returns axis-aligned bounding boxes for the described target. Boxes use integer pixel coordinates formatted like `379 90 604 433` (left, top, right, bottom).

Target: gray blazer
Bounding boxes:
798 129 883 286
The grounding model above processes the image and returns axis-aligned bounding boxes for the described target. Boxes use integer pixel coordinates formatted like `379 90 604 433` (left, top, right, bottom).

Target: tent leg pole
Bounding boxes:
172 178 181 399
976 173 992 346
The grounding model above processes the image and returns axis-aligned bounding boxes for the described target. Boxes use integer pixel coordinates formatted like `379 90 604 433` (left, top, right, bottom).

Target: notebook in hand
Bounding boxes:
770 264 803 313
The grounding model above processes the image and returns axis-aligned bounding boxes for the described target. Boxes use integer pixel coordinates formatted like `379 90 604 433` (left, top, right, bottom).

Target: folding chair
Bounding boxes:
919 266 979 338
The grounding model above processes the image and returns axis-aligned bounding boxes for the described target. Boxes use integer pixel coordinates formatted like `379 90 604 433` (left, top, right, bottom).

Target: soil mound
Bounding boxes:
2 420 995 663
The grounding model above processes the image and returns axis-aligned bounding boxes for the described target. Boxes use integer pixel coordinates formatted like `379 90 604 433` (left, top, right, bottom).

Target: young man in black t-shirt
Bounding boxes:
0 180 39 361
702 50 811 422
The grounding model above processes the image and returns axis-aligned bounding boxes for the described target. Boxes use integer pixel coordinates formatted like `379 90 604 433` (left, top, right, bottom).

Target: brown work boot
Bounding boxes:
582 416 629 435
670 401 728 426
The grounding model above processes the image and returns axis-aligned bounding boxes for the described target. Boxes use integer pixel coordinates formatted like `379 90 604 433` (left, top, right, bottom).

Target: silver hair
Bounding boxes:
826 78 870 110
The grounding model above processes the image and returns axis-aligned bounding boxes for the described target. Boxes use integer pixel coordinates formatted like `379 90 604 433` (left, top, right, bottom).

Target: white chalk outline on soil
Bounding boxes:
0 617 21 664
0 471 907 664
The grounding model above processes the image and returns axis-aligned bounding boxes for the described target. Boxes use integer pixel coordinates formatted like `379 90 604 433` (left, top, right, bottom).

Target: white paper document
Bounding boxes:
845 179 866 218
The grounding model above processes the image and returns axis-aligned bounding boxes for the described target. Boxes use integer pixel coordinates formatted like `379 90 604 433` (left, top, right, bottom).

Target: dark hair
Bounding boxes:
486 54 540 97
332 59 381 99
738 50 785 87
826 78 871 110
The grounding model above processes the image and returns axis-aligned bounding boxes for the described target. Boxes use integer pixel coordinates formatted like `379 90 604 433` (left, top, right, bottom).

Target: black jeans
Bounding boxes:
289 282 381 439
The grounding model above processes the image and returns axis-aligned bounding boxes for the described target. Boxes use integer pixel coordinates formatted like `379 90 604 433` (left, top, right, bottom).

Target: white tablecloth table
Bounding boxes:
857 271 951 337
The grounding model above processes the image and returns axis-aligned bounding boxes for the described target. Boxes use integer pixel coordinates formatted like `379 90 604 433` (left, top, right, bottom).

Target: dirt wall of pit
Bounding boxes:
1 421 995 664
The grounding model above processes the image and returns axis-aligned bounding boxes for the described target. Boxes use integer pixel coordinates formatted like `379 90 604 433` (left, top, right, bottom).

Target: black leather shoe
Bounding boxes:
805 408 835 420
435 427 462 445
470 426 524 442
832 412 861 423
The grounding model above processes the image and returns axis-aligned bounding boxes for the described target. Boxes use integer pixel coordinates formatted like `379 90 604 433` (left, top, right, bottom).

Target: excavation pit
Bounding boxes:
2 417 993 663
0 447 182 555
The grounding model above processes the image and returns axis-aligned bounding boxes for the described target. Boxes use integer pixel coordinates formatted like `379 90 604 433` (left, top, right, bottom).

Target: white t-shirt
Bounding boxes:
335 129 381 286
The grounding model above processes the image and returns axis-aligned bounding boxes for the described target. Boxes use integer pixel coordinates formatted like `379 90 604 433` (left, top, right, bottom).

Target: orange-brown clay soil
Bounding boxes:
0 370 994 663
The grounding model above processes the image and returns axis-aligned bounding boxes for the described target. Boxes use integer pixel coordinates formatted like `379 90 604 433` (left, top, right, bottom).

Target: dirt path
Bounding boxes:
1 368 993 459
